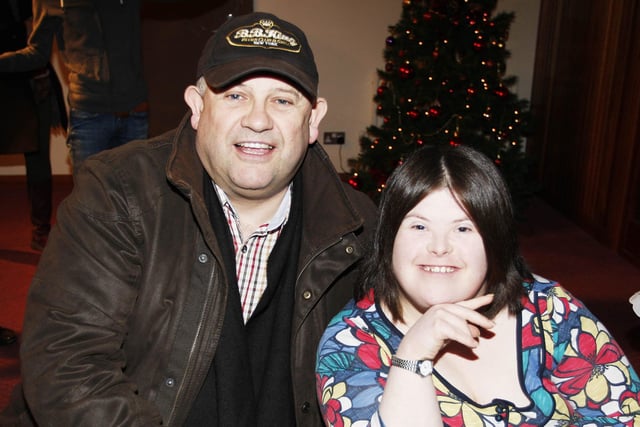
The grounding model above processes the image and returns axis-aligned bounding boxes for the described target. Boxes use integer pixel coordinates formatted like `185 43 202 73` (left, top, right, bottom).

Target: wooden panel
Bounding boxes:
618 1 640 267
596 2 638 247
529 1 593 215
141 0 253 136
529 0 640 263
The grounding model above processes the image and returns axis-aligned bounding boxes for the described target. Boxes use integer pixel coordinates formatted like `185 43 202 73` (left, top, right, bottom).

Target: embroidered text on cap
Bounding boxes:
226 19 302 53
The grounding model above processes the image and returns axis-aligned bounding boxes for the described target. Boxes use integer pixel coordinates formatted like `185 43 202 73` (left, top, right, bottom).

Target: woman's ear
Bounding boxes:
308 97 328 144
184 85 204 130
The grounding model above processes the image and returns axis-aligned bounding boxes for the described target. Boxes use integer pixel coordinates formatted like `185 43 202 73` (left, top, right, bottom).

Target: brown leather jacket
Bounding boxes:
3 114 377 426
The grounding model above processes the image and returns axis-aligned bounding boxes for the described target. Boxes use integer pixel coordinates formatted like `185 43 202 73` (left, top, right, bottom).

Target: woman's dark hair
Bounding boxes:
357 144 531 321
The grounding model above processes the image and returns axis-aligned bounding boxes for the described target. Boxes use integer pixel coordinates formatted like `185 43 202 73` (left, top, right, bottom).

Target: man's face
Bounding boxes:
185 76 327 204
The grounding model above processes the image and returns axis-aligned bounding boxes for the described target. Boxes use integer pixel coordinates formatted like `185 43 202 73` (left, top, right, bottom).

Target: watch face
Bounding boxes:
418 360 432 376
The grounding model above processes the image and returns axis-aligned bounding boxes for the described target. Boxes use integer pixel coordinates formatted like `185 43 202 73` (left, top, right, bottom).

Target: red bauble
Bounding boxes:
428 105 441 117
348 176 360 189
494 87 508 98
399 65 415 79
407 109 420 120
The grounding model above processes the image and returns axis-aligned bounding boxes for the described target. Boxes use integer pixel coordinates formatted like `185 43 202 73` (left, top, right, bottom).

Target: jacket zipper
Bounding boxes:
166 263 218 424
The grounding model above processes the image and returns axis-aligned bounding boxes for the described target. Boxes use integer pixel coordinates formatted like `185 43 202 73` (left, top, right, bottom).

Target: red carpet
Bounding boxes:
0 176 71 411
1 176 640 412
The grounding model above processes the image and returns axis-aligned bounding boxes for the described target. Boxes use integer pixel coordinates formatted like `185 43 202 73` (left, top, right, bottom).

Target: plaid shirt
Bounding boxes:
215 185 291 323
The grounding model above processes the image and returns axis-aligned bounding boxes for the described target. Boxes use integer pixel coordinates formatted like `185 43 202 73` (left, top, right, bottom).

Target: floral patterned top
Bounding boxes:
316 279 640 426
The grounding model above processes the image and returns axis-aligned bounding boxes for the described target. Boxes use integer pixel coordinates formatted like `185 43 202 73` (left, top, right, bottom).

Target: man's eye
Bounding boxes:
226 93 242 100
275 98 293 105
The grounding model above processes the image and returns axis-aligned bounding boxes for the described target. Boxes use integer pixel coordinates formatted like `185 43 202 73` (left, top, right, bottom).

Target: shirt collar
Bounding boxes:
212 182 291 233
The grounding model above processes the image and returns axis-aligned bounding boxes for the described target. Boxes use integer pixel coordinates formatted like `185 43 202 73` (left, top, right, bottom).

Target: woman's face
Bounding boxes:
391 188 488 323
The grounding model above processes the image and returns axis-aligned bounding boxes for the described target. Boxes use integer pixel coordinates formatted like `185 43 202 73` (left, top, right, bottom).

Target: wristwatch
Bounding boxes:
391 355 433 377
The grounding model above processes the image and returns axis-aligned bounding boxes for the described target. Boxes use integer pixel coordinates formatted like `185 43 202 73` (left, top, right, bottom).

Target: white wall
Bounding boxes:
496 0 540 100
0 0 539 176
253 0 404 173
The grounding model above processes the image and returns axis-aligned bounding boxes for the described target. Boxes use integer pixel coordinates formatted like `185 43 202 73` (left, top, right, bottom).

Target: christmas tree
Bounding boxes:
348 0 533 211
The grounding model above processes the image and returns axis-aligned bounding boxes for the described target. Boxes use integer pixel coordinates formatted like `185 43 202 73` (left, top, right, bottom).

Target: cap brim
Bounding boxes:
202 58 317 102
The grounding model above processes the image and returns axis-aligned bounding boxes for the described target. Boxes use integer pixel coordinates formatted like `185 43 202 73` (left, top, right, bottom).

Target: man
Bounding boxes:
0 0 149 175
0 12 377 426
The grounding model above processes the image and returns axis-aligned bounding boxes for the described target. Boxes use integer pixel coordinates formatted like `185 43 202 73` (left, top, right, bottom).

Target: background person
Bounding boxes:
316 144 640 426
0 0 149 175
0 0 66 250
0 12 376 426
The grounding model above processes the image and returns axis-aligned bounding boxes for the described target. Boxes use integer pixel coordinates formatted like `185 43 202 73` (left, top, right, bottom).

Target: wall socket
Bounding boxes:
323 131 345 145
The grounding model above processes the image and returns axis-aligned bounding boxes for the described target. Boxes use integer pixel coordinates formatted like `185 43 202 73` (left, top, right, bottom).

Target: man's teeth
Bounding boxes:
424 266 455 273
238 142 273 149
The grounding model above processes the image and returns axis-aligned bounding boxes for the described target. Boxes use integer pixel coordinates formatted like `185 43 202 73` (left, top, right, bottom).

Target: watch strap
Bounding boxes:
391 355 433 377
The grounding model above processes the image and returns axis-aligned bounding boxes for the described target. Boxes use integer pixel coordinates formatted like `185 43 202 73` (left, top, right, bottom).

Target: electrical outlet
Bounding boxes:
323 131 345 145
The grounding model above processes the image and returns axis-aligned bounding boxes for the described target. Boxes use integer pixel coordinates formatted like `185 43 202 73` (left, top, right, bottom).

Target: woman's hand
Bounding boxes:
379 294 494 427
395 293 495 361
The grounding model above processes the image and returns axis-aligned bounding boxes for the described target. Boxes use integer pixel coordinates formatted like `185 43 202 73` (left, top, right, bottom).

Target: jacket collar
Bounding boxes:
166 113 204 202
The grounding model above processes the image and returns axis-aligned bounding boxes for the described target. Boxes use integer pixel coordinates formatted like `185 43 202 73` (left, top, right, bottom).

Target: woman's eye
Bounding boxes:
457 225 472 233
411 224 426 231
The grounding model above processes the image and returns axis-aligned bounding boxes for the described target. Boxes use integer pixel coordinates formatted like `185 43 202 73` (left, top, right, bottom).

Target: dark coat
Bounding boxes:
0 0 66 155
0 0 147 113
0 0 38 154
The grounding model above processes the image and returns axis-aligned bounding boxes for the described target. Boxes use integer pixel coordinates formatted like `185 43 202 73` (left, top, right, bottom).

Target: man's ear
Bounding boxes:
308 97 328 144
184 85 204 130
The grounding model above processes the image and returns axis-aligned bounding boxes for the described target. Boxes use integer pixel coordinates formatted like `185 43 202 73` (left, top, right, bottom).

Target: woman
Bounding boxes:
316 144 640 426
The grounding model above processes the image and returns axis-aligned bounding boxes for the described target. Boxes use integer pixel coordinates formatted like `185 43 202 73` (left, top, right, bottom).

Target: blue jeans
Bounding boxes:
67 109 149 175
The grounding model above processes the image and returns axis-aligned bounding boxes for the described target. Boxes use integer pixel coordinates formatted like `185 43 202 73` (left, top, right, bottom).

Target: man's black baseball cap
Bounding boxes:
197 12 319 102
